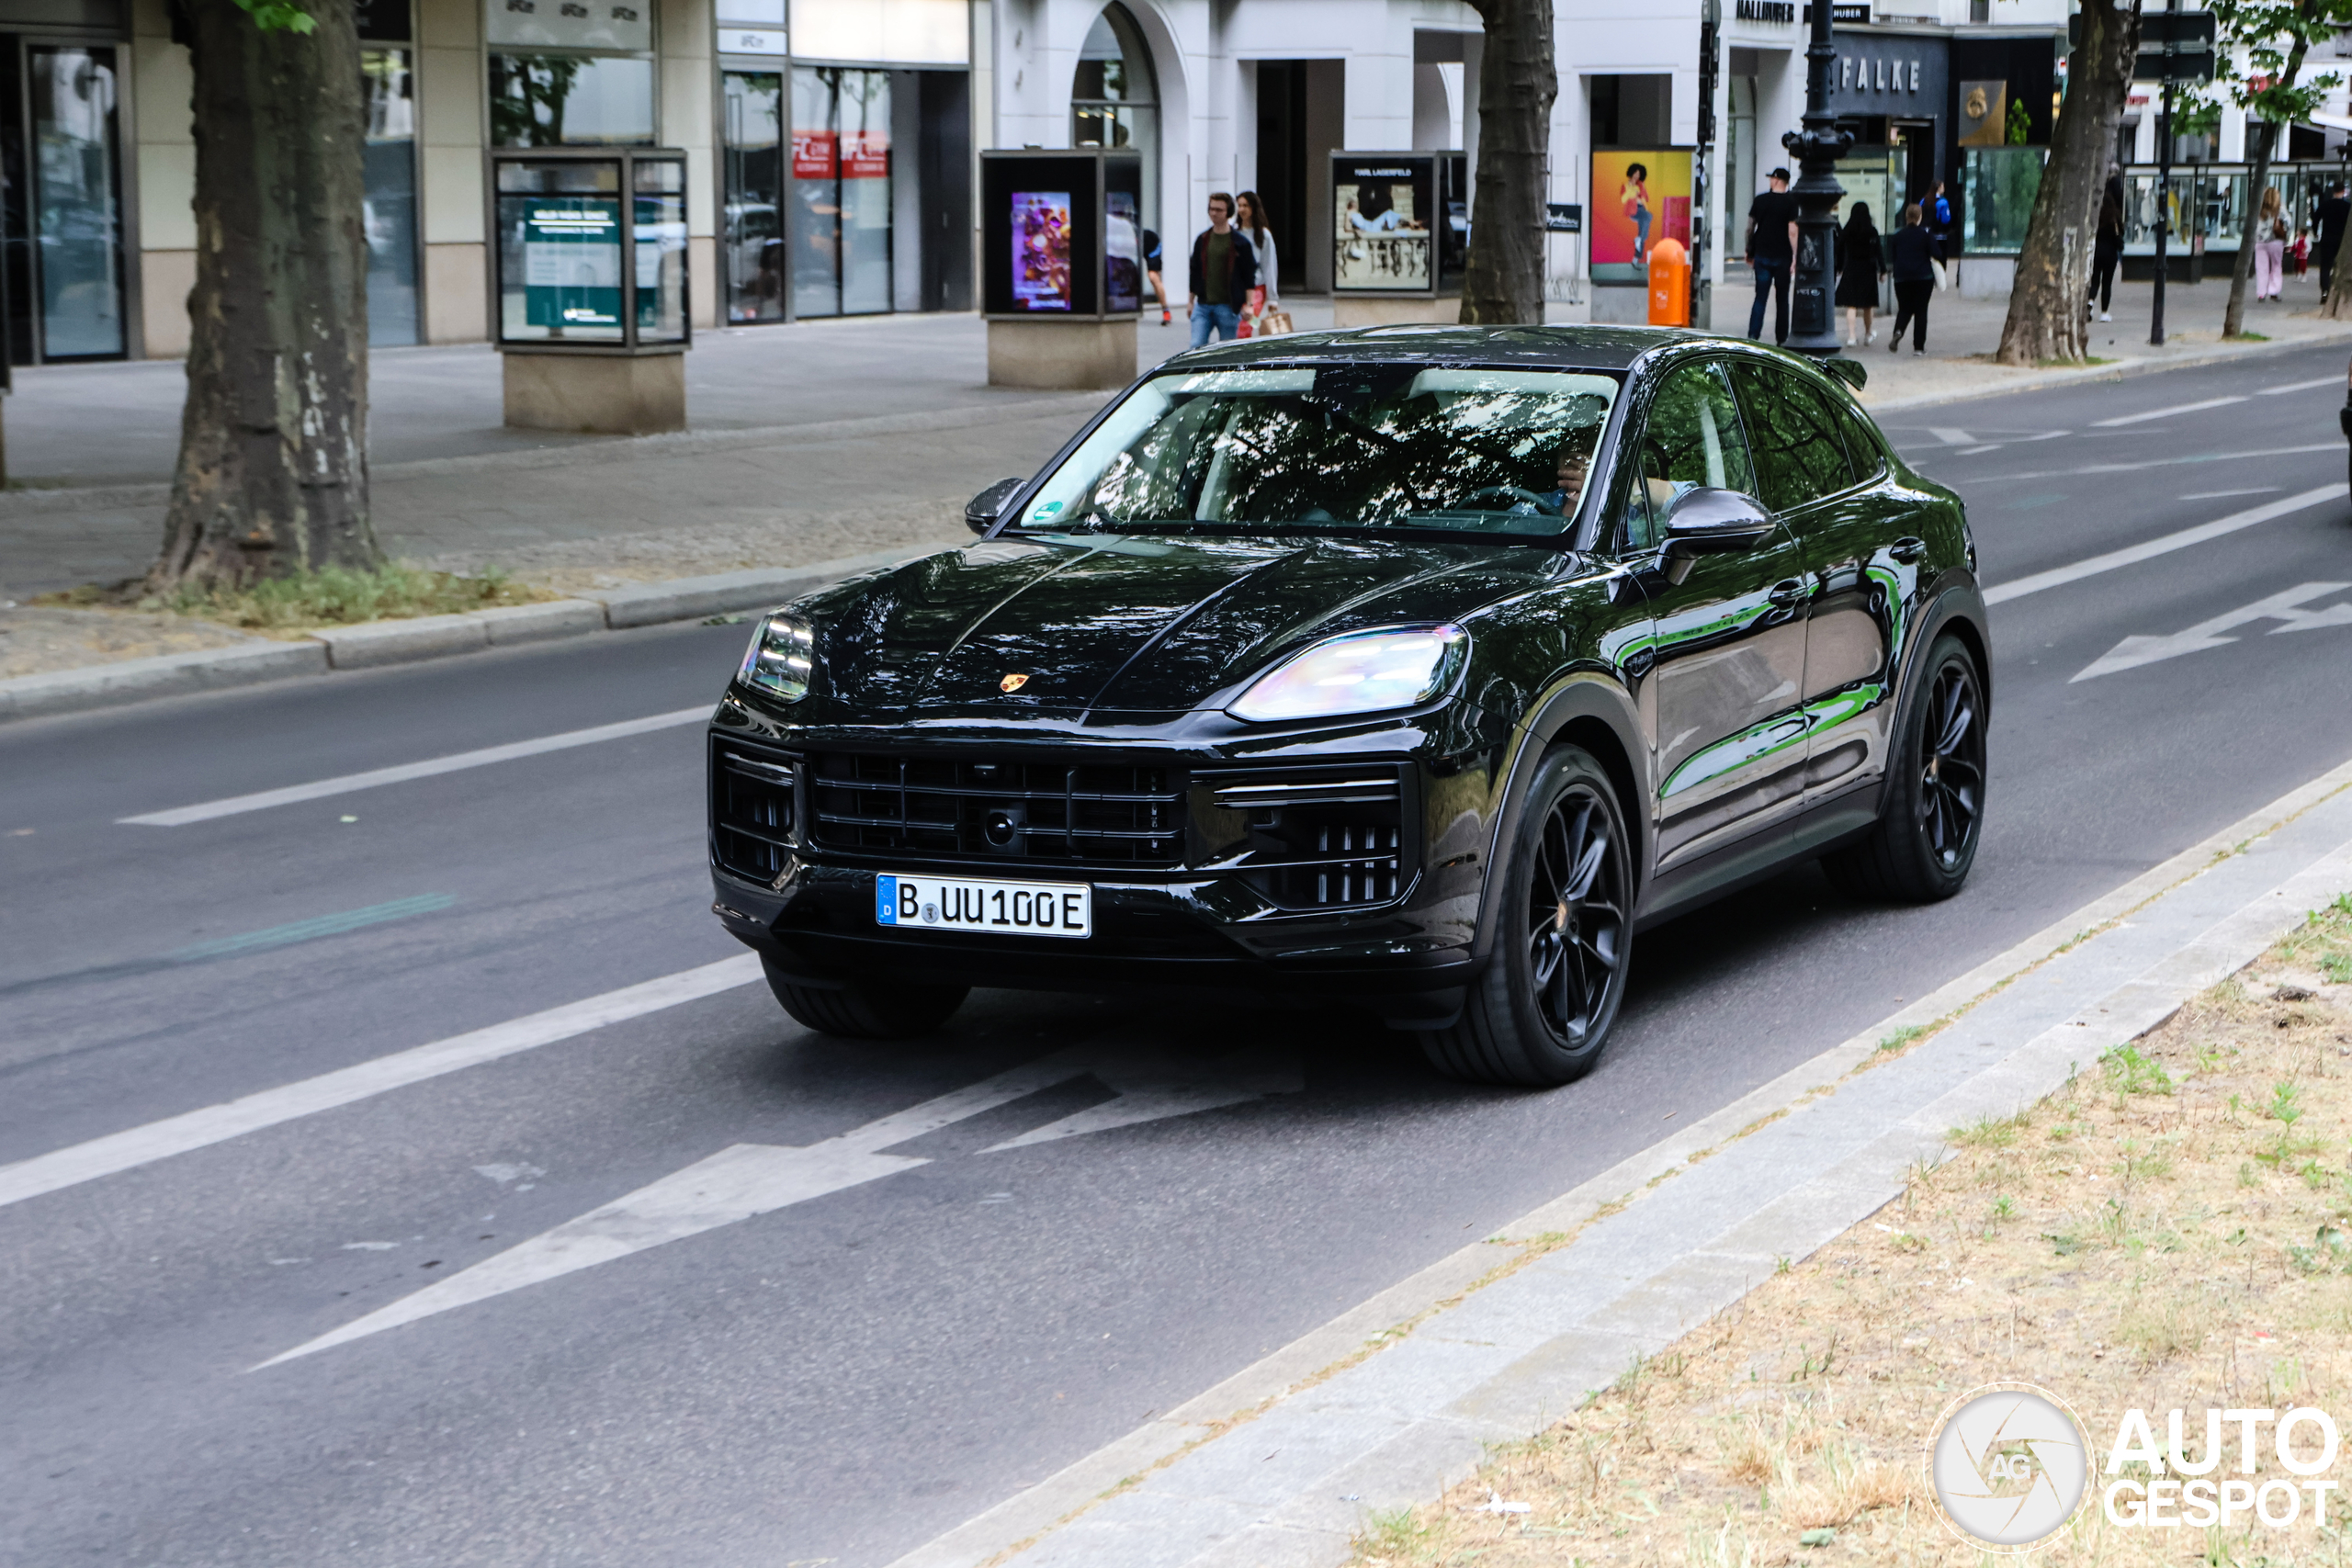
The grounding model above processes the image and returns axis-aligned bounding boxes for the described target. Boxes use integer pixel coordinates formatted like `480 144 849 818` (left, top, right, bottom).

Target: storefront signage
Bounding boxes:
1826 34 1947 118
1545 203 1583 232
793 130 837 180
1736 0 1794 22
843 130 889 179
487 0 651 53
717 26 786 53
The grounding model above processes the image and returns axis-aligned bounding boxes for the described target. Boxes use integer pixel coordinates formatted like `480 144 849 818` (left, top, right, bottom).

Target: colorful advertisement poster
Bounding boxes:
1589 149 1692 286
1012 189 1073 311
1332 157 1433 293
520 196 623 332
1104 189 1141 313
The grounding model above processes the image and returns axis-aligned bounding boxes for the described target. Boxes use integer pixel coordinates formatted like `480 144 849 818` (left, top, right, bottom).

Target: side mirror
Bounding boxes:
1658 487 1775 583
965 477 1026 535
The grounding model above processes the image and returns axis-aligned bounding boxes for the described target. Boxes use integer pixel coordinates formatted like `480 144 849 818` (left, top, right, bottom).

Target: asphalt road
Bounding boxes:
6 342 2351 1567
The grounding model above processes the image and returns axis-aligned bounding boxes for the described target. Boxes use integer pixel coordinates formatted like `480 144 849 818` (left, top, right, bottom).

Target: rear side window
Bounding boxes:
1833 391 1890 481
1618 359 1757 551
1729 361 1853 513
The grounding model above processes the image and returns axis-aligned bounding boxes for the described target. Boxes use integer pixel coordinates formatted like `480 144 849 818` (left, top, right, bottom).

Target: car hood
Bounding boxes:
804 533 1566 718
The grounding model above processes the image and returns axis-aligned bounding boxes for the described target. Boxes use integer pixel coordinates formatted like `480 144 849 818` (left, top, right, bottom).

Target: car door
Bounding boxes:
1779 375 1912 817
1618 357 1813 873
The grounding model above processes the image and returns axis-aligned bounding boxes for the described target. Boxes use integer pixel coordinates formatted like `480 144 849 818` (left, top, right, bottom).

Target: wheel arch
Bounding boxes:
1470 671 1651 963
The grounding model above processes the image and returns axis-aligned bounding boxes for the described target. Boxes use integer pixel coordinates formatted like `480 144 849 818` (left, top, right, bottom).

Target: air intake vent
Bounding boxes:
1196 766 1411 912
711 741 797 883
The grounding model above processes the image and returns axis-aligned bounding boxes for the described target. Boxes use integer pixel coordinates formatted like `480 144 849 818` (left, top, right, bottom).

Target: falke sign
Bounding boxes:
1825 36 1947 117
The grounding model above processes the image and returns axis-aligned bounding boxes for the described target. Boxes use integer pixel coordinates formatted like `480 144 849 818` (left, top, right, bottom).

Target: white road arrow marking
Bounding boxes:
2071 581 2352 682
257 1043 1303 1367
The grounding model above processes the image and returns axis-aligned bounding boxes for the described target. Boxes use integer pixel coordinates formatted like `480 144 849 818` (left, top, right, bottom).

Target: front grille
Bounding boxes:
712 742 797 883
807 752 1185 866
1197 769 1411 912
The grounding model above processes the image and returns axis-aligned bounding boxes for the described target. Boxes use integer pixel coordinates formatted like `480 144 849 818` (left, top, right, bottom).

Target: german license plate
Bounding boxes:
875 873 1092 938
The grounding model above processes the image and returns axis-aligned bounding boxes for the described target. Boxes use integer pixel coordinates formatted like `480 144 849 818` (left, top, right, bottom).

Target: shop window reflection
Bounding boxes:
792 64 892 318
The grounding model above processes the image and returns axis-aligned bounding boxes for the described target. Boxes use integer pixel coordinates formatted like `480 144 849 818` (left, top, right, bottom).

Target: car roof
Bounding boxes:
1159 322 1710 374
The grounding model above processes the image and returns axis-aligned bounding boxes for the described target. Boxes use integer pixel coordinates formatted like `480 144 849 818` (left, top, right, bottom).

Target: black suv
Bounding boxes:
707 325 1990 1086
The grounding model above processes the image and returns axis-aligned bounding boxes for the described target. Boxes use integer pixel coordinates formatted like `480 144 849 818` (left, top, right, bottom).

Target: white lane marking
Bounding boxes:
1958 445 2000 456
0 955 762 1212
2259 374 2346 396
2180 487 2283 501
2091 395 2250 427
119 706 712 827
1984 485 2346 606
1961 441 2338 483
2073 581 2352 681
1928 427 1977 446
257 1044 1305 1367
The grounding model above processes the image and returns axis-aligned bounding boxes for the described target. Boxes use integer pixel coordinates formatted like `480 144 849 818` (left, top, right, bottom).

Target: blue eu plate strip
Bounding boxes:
876 875 898 925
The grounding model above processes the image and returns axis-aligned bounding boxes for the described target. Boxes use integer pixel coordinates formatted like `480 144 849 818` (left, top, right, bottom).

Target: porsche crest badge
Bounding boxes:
1000 672 1030 693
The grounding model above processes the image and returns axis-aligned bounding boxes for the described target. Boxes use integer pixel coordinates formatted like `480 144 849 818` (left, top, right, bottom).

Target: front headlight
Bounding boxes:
738 614 817 702
1228 625 1468 723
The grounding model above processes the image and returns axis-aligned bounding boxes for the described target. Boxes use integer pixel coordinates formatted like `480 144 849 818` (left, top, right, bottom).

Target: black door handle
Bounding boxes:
1890 536 1928 564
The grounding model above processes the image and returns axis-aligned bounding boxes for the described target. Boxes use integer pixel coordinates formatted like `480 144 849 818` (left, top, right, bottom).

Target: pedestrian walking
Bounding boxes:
1141 228 1170 324
1187 192 1259 348
1235 190 1280 334
1888 202 1936 356
2318 181 2349 297
2255 186 2288 301
1836 202 1883 346
1744 167 1798 344
2089 168 2123 321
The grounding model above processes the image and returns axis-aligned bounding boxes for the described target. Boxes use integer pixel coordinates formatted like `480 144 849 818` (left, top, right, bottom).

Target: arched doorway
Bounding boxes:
1071 4 1159 240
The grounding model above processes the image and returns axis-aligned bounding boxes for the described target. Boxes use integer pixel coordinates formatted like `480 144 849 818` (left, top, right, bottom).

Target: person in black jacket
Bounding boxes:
1186 193 1259 348
2318 181 2350 297
1887 202 1937 355
1835 202 1883 346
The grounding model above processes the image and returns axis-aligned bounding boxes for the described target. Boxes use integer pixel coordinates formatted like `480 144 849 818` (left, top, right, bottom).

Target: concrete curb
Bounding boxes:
0 543 923 726
888 749 2352 1568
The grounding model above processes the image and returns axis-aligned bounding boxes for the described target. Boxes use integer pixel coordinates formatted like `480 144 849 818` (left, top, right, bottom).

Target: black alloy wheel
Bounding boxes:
1824 633 1986 902
762 955 969 1040
1422 746 1633 1087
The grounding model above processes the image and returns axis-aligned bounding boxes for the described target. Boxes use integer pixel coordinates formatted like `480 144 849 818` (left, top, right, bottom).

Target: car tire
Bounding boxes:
1420 746 1634 1088
762 956 968 1040
1822 633 1986 904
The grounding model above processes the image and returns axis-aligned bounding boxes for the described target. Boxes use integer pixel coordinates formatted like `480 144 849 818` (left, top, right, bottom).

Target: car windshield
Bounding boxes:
1015 364 1622 539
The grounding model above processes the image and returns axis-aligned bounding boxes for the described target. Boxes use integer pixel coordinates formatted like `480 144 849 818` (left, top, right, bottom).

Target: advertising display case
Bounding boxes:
1331 152 1439 299
979 147 1143 320
490 148 691 434
1589 149 1695 288
492 147 690 353
979 148 1141 391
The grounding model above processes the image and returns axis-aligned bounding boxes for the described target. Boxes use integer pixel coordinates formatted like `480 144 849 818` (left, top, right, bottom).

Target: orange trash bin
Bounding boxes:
1647 237 1690 327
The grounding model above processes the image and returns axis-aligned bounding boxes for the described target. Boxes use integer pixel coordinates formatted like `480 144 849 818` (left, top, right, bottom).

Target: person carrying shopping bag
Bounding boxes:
2256 186 2288 301
1888 203 1937 355
1836 202 1883 346
1235 190 1282 336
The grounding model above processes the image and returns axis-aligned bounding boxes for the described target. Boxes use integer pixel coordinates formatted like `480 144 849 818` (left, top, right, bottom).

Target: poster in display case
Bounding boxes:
981 148 1144 319
1589 149 1693 286
1331 152 1438 296
491 147 689 352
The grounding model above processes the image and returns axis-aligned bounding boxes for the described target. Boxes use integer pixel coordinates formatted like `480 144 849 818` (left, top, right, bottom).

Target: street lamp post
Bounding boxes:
1783 0 1851 356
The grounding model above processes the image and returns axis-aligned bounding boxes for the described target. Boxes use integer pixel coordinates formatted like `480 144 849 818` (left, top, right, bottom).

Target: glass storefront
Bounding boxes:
363 49 420 345
0 41 126 362
722 70 785 322
790 64 892 317
487 0 656 150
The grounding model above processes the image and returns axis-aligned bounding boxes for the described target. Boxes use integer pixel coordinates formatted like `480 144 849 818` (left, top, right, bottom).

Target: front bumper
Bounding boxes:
704 716 1503 1025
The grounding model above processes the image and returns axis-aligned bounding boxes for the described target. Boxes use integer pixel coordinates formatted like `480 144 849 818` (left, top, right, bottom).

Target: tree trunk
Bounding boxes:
2328 226 2352 317
1994 0 2138 366
148 0 374 593
1459 0 1555 325
2224 120 2275 339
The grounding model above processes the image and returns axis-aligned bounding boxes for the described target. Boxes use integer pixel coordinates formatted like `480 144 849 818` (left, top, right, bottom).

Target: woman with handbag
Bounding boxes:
2256 186 2288 302
1236 190 1287 335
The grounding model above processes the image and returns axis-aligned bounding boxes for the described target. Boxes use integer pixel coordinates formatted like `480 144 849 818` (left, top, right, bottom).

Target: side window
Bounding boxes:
1730 361 1852 513
1617 360 1757 550
1833 392 1890 482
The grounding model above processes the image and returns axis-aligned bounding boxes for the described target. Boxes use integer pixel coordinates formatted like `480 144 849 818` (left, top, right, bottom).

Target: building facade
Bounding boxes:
9 0 2338 364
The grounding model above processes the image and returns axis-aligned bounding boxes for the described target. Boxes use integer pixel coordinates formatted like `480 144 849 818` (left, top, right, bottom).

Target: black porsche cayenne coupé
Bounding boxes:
706 325 1989 1086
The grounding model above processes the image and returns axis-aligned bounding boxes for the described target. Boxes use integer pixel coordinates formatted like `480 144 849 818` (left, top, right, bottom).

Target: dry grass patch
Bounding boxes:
38 562 555 636
1348 895 2352 1567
